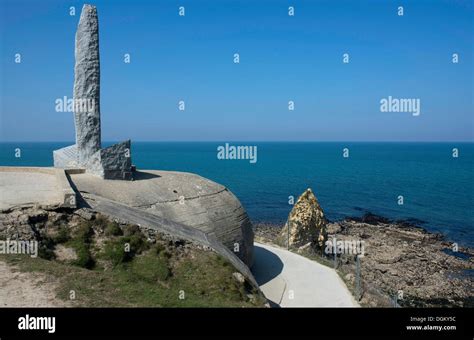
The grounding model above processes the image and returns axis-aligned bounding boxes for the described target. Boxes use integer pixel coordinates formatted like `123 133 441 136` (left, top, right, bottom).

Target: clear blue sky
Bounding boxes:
0 0 472 142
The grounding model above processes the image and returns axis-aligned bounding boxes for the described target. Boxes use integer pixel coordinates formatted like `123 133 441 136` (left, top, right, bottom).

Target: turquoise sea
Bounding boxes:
1 142 473 247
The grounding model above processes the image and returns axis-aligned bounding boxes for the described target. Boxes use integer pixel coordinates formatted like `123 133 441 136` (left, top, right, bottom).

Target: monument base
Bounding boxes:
54 140 132 180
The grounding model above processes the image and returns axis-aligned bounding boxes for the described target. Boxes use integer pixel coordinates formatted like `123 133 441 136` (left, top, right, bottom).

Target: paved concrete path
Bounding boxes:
252 242 359 307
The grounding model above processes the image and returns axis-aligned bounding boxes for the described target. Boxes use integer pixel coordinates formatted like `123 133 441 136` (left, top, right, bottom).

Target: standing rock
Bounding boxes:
53 4 133 180
74 4 101 165
280 188 328 249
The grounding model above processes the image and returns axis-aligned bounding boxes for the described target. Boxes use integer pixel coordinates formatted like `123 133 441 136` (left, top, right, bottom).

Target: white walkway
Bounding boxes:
252 242 359 307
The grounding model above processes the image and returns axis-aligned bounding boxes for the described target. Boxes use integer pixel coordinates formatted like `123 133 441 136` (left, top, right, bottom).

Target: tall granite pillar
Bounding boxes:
74 4 101 165
53 4 133 180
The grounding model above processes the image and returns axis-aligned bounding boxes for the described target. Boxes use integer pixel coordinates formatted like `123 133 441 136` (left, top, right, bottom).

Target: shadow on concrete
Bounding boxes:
252 245 284 286
65 174 92 209
133 171 161 181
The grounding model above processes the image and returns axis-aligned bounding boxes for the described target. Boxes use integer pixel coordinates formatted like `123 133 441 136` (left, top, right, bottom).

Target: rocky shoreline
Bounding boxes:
254 213 473 308
2 204 471 308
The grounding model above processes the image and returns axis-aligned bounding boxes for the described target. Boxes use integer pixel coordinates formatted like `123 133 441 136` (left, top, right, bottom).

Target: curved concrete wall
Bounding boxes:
81 192 258 288
68 170 254 266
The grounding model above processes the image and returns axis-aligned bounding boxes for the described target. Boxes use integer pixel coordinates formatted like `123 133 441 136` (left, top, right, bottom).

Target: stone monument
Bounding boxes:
52 4 254 266
54 4 132 180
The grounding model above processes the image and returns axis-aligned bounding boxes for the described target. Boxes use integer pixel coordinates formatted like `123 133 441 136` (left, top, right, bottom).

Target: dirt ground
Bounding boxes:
0 260 69 307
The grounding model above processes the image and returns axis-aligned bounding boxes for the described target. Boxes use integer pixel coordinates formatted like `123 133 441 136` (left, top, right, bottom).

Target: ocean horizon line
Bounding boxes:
1 140 473 144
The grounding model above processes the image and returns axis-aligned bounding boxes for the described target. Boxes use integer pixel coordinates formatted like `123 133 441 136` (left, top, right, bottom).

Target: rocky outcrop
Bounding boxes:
328 217 474 307
279 188 328 249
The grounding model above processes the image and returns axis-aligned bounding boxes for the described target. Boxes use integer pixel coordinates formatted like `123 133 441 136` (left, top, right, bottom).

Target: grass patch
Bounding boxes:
65 222 94 269
101 234 149 267
1 249 265 307
128 251 171 283
1 213 265 307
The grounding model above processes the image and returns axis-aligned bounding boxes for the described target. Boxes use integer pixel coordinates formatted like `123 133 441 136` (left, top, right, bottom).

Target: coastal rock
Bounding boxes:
350 213 390 225
0 207 86 243
326 222 342 234
336 217 474 307
279 188 327 249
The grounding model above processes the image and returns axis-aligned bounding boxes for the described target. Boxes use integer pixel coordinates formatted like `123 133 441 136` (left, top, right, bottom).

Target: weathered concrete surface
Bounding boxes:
252 242 358 307
69 170 254 266
81 192 258 288
0 167 76 210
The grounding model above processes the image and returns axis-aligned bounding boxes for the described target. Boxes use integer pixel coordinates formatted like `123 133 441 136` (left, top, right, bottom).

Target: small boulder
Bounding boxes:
280 188 328 249
74 208 95 221
232 272 246 284
54 244 78 262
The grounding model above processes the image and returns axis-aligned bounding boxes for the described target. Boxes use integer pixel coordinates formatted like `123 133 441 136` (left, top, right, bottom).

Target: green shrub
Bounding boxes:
37 227 70 260
71 241 95 269
102 234 148 265
67 223 95 269
153 243 166 255
75 222 93 242
127 234 149 254
123 224 141 237
93 214 109 230
52 227 70 244
104 222 123 236
160 250 172 259
38 244 55 260
103 239 130 266
36 235 56 260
